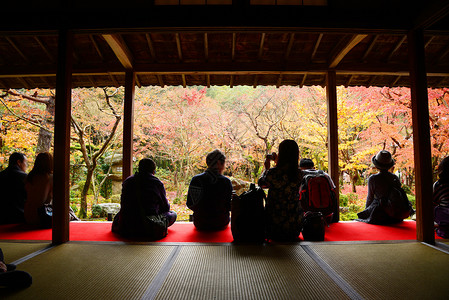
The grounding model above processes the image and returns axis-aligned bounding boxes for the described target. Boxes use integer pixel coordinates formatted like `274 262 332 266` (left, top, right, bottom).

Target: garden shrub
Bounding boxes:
339 194 349 207
91 204 103 218
70 204 78 213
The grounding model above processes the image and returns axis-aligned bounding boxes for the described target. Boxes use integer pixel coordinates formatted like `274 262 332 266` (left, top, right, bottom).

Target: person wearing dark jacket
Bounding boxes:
0 152 28 224
433 156 449 238
187 149 233 231
357 150 413 224
112 158 176 237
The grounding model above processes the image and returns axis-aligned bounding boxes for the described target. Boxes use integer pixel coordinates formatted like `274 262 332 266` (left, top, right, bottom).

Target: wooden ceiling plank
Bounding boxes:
6 37 29 63
145 34 157 62
87 75 97 87
367 75 377 87
253 75 258 88
204 33 209 62
206 74 210 88
424 36 435 48
136 74 142 88
102 34 133 69
390 75 401 87
311 33 323 61
34 36 55 63
157 75 165 88
230 75 234 88
284 33 295 61
413 0 449 29
329 34 368 68
232 33 236 61
345 74 353 87
40 76 51 88
300 73 307 87
181 74 186 88
386 35 406 62
258 33 266 61
276 74 283 88
361 35 379 62
18 77 30 89
176 33 183 62
89 35 104 62
436 44 449 64
109 74 119 87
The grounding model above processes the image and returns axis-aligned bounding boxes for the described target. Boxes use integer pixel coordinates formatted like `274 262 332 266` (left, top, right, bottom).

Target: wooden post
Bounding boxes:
326 70 340 222
52 29 73 244
408 29 435 244
122 71 135 181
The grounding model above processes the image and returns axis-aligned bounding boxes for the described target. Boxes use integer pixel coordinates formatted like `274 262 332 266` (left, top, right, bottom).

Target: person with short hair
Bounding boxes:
187 149 233 231
258 140 303 241
0 152 28 224
113 158 177 237
433 156 449 238
357 150 413 224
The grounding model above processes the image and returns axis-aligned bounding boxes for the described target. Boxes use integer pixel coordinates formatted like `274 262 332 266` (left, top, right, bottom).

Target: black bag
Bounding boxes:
381 184 414 220
37 204 52 229
141 214 168 240
231 183 266 243
302 211 325 241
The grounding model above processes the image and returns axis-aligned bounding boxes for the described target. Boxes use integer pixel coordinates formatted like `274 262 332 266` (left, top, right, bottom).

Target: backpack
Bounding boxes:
231 183 266 243
381 182 414 220
299 170 335 217
302 211 325 241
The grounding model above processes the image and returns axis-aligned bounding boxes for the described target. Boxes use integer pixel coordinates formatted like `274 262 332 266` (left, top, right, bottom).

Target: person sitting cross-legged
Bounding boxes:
0 248 32 289
112 158 177 238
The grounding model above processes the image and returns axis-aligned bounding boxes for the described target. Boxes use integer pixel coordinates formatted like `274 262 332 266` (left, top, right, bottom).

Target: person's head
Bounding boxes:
276 139 299 169
438 156 449 182
372 150 395 171
299 158 315 170
138 158 156 175
206 149 226 174
27 152 52 183
9 152 27 172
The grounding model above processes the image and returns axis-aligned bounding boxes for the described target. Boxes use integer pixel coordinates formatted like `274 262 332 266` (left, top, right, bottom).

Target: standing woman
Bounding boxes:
24 152 53 227
258 139 303 241
433 156 449 238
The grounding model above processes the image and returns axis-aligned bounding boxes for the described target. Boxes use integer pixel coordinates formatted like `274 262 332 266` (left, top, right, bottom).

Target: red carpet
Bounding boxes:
0 221 443 242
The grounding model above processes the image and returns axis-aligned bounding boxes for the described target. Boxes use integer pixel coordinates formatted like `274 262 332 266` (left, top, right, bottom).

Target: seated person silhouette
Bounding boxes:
433 156 449 238
299 158 337 224
0 248 32 289
0 152 28 224
112 158 177 238
357 150 413 224
187 149 233 231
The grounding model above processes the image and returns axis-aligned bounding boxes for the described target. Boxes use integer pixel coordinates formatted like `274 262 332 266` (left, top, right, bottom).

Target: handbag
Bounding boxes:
37 204 53 228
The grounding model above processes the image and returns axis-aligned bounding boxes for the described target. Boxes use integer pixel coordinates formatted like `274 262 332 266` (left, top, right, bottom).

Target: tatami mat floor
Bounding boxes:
1 240 448 300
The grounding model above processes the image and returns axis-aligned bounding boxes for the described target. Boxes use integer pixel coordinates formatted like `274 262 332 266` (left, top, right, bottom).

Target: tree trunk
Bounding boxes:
36 128 52 153
79 167 94 218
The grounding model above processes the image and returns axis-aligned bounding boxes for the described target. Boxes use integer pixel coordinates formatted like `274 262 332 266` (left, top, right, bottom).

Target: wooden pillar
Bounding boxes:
408 29 435 244
122 71 135 181
52 29 73 244
326 70 340 222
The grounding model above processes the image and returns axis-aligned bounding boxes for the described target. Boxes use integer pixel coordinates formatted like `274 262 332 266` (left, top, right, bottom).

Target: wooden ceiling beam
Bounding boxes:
258 33 266 61
300 73 307 87
156 75 165 88
34 36 54 63
206 74 210 88
204 33 209 62
176 33 183 62
390 75 401 87
413 0 449 29
284 33 295 61
181 74 186 88
253 75 258 88
109 74 119 87
145 34 157 62
102 34 133 69
136 74 142 88
310 33 323 61
361 35 378 62
89 35 104 62
17 77 30 89
329 34 368 68
345 74 353 87
386 35 406 62
232 33 236 61
230 75 234 88
276 74 283 88
6 37 29 63
87 75 97 87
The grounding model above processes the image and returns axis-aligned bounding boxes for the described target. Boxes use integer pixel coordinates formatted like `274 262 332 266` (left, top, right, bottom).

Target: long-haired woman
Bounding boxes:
258 139 303 241
24 152 53 227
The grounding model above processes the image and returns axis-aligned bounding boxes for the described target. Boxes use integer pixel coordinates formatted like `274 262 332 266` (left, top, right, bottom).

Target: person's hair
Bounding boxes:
27 152 53 184
138 158 156 174
438 156 449 182
8 152 26 167
206 149 226 169
276 139 300 181
299 158 314 169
